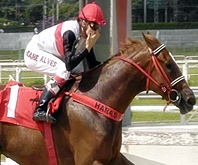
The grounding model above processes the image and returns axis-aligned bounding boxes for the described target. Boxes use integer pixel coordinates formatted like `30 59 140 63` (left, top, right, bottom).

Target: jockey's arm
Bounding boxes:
85 49 101 69
63 30 89 71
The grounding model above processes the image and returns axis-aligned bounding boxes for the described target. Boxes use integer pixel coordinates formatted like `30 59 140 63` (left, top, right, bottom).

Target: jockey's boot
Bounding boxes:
33 78 64 123
33 88 56 123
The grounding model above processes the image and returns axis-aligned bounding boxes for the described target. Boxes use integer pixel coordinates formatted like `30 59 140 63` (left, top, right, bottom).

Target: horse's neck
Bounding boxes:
79 60 146 114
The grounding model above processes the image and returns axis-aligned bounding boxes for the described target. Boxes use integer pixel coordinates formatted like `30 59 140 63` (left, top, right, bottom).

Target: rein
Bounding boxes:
116 44 185 111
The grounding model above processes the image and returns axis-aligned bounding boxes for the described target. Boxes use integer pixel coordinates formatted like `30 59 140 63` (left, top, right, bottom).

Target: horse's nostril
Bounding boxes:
187 97 196 106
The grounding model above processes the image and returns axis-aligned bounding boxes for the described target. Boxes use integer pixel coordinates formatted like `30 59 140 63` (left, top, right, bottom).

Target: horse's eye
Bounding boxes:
165 63 171 70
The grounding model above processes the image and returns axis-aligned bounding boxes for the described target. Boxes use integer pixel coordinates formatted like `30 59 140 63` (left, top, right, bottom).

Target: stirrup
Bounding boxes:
46 107 56 124
45 113 56 124
33 110 56 124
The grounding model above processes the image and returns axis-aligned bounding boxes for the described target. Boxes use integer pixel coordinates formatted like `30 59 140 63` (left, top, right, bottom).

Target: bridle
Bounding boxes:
116 44 185 110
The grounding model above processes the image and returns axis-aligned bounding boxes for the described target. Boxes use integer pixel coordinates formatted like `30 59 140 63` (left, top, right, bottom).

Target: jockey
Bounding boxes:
24 2 106 123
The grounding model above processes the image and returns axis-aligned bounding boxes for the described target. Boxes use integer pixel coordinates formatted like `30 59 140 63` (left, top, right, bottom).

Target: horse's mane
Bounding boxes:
70 37 146 92
119 37 144 56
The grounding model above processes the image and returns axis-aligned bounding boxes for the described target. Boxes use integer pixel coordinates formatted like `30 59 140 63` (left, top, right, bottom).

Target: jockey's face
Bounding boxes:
88 22 101 31
81 20 100 38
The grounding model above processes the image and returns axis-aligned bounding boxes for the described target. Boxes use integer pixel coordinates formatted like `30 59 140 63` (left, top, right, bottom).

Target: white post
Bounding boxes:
182 64 188 81
144 0 147 23
44 74 48 85
156 30 160 39
180 114 186 125
18 33 22 61
56 2 59 21
127 0 132 37
15 67 21 82
110 0 118 55
180 63 188 124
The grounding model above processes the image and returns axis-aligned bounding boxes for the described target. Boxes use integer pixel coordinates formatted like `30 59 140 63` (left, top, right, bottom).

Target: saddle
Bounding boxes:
0 76 78 131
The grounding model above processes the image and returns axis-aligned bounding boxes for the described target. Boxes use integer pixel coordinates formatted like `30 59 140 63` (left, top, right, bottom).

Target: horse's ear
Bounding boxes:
147 31 151 35
142 32 155 49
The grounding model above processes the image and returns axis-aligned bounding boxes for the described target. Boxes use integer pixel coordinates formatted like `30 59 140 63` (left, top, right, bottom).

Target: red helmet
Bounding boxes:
78 2 106 26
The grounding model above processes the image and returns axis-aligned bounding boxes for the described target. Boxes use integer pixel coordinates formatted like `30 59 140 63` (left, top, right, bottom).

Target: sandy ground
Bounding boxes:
121 124 198 165
2 124 198 165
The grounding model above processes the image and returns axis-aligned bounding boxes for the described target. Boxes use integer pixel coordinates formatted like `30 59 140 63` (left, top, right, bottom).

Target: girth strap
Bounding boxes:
43 123 58 165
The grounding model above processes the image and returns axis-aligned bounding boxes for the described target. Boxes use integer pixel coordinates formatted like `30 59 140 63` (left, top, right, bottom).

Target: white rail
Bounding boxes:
0 62 48 84
136 87 198 99
0 55 197 85
0 55 196 87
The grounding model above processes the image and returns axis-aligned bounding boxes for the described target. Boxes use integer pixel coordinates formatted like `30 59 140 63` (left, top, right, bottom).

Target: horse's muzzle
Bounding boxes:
177 88 196 114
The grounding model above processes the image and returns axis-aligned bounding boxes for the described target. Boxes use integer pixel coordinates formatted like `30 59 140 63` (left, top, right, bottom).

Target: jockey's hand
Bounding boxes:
86 30 101 53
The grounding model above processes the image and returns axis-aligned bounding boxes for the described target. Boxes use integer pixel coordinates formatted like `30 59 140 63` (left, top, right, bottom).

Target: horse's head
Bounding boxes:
141 32 196 114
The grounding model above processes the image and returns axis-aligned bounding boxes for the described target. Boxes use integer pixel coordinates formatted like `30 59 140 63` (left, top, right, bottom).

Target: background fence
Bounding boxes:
1 29 198 60
0 55 197 125
0 30 197 126
0 30 198 165
0 55 196 84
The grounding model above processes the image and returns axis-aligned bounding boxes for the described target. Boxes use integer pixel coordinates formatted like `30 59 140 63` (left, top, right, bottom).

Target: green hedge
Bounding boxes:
1 22 198 32
132 22 198 30
0 26 36 33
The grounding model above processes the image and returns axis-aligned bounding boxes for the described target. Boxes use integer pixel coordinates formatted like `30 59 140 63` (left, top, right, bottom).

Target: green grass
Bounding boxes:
1 155 5 161
0 50 24 60
187 68 198 86
132 98 167 105
131 98 198 123
1 70 46 86
132 111 194 123
169 47 198 55
189 76 198 86
132 111 182 122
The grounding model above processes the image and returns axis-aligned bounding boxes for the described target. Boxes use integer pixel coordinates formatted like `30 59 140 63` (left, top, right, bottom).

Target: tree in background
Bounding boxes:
132 0 198 23
2 0 198 28
0 0 26 26
0 0 79 27
58 2 79 22
177 0 198 22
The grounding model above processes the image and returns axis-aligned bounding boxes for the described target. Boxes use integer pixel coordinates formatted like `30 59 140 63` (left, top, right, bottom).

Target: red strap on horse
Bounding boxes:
116 45 173 111
67 92 124 122
115 56 161 88
43 123 58 165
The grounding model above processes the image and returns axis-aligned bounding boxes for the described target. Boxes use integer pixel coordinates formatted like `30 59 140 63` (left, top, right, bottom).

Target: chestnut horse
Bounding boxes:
0 33 196 165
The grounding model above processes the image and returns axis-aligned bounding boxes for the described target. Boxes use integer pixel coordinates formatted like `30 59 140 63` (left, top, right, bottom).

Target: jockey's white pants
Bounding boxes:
24 35 70 82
